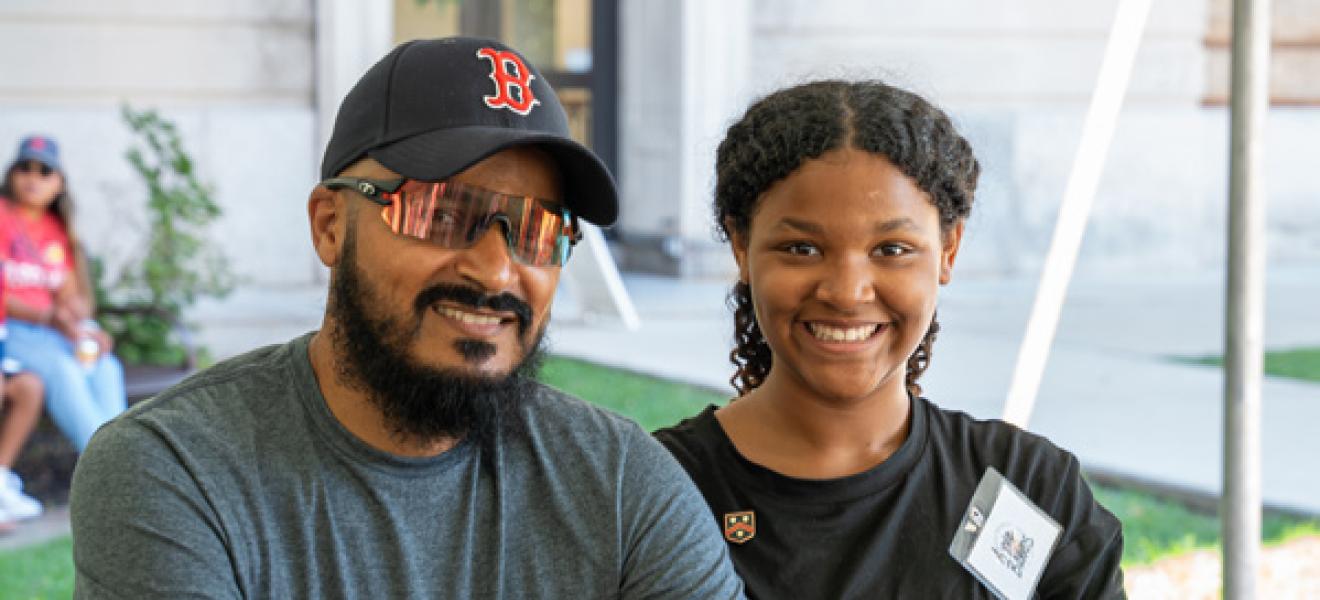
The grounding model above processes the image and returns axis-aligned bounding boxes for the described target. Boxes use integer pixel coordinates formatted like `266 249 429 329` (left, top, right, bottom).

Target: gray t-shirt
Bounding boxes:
71 334 744 599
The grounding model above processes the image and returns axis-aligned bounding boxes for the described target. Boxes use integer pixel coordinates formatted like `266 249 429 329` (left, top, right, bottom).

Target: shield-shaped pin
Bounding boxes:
723 511 756 544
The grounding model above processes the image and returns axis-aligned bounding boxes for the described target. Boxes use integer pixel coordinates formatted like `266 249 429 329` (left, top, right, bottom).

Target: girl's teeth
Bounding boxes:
809 323 878 342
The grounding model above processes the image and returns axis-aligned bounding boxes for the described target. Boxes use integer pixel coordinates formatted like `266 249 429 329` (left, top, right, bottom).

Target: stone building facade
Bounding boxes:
0 0 1315 287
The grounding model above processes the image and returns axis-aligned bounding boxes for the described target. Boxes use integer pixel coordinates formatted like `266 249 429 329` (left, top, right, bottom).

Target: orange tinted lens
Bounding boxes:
380 181 569 265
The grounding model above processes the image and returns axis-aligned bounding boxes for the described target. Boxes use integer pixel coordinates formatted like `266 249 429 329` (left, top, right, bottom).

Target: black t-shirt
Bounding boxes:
654 397 1125 599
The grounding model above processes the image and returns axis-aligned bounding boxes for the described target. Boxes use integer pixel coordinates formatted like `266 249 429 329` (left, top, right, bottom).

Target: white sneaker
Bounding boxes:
0 472 42 521
0 506 15 534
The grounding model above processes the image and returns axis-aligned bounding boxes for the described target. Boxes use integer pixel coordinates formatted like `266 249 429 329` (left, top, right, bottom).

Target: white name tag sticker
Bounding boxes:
948 467 1062 600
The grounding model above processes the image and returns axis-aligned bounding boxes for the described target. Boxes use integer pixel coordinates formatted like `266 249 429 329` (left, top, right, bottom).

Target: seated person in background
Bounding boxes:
1 263 47 526
655 80 1124 599
0 135 125 452
0 359 45 527
70 37 743 599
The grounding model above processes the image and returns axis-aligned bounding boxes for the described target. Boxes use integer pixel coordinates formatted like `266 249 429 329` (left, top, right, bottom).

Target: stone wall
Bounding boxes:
8 1 1313 284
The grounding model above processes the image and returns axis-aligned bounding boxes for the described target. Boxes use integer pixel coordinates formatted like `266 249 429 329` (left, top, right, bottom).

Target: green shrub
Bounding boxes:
94 106 234 365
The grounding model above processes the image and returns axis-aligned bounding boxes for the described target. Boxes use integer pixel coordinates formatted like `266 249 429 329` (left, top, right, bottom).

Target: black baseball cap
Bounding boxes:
320 37 617 226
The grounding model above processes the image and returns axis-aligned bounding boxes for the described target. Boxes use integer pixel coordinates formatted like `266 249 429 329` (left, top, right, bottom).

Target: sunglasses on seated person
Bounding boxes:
13 161 54 177
321 177 581 267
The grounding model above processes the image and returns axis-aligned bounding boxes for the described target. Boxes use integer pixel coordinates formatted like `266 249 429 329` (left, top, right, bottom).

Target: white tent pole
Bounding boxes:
1223 0 1270 596
1002 0 1153 427
565 224 641 330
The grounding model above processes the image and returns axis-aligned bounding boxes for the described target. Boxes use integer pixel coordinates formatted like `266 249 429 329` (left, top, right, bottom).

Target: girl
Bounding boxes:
655 81 1124 598
0 135 125 452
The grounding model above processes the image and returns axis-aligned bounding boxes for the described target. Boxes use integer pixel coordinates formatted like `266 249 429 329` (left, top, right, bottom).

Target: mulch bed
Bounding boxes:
1125 536 1320 598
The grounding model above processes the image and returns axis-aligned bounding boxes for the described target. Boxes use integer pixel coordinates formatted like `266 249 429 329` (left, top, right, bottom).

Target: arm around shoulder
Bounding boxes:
71 417 241 599
617 428 745 600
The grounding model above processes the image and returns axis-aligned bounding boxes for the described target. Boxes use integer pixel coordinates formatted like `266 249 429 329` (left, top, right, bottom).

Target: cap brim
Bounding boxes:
368 127 618 226
15 150 60 173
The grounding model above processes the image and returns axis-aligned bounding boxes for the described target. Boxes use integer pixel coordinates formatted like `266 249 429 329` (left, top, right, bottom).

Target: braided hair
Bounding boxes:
717 80 979 397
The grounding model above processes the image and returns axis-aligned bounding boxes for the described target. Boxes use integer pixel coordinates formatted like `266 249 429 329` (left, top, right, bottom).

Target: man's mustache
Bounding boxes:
415 283 533 336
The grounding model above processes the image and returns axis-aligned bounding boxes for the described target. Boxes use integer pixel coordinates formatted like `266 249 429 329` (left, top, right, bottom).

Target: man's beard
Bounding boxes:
326 230 545 455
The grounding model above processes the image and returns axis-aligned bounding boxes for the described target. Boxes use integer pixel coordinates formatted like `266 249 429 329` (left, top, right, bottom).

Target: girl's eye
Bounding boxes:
874 244 910 257
783 242 820 257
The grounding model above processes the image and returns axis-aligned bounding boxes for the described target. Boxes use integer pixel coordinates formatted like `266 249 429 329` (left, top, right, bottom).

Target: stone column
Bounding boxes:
314 0 395 163
619 0 750 277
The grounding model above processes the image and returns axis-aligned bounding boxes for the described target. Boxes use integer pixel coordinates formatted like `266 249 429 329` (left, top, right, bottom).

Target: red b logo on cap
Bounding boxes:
477 48 540 116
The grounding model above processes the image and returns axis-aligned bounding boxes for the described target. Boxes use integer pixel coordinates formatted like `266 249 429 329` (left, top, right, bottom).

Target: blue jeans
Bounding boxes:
6 320 126 451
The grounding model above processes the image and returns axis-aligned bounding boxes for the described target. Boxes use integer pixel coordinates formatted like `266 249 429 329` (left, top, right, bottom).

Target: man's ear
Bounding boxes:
725 218 750 284
309 186 347 267
939 221 964 285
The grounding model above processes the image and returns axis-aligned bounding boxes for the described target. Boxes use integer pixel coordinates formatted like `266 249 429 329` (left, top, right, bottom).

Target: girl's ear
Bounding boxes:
725 218 750 283
939 221 964 285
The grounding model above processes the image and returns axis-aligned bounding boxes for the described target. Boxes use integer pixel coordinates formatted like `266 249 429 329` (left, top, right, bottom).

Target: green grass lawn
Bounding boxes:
539 356 729 431
1093 484 1320 567
0 535 73 599
3 355 1316 594
1185 346 1320 383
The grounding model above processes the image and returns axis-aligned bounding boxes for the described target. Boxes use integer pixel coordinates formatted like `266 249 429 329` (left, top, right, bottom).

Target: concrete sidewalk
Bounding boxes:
185 266 1320 514
0 505 69 552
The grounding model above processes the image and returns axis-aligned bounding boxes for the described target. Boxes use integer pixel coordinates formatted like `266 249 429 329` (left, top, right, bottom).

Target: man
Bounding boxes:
70 37 744 598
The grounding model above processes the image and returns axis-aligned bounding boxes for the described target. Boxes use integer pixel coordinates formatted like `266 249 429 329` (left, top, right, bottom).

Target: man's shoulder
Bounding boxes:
515 382 690 480
521 382 649 445
101 337 310 449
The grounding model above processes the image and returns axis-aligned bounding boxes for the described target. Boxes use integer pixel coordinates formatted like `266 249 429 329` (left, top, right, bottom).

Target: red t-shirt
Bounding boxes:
1 257 7 328
0 199 73 316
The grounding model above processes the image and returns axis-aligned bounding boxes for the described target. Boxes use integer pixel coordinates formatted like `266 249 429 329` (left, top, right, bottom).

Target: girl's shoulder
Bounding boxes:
921 397 1073 465
652 404 723 465
919 397 1098 516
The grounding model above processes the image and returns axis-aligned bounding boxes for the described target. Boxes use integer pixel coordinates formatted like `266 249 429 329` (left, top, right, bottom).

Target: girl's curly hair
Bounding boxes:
717 80 979 397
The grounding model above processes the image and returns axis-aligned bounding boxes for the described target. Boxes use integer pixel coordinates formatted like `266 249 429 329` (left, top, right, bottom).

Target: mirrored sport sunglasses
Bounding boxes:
13 161 54 177
321 177 581 267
